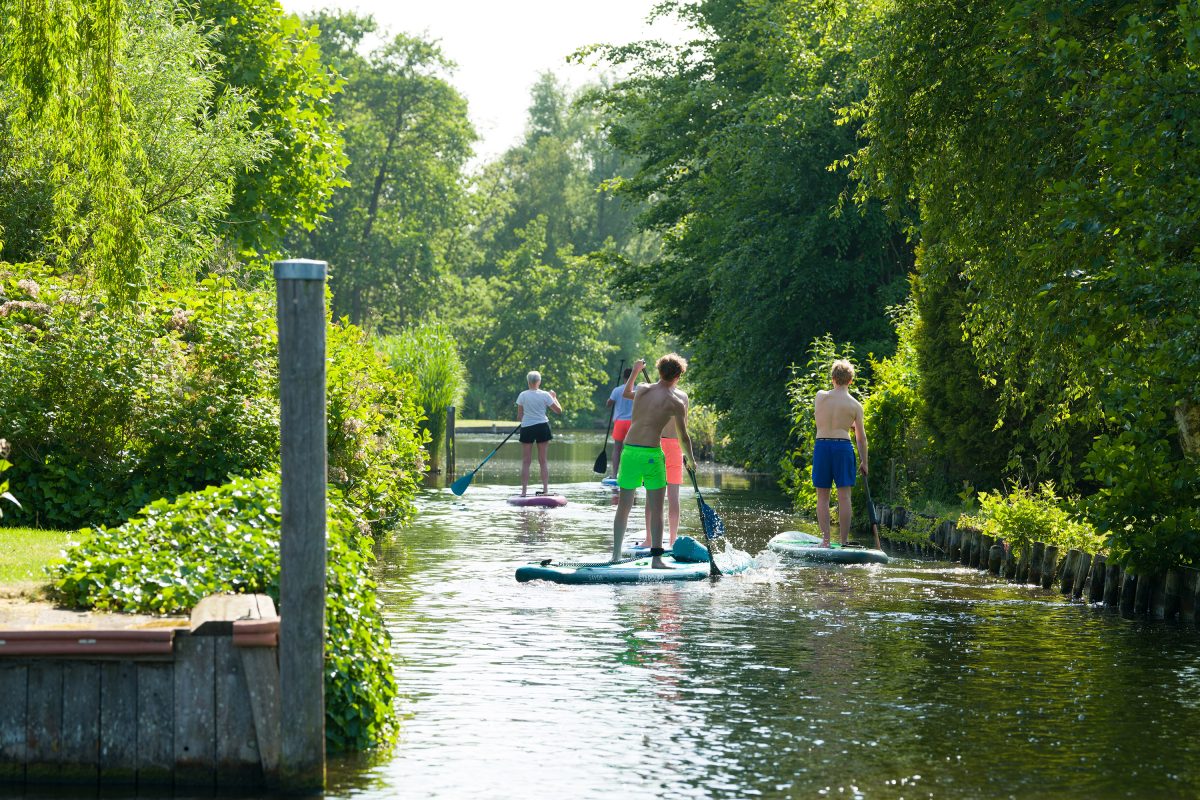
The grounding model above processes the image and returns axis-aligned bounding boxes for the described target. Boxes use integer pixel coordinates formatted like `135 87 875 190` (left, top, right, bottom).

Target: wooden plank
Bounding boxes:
0 665 27 782
1040 545 1060 590
1104 563 1122 608
99 662 137 785
1119 569 1138 616
215 638 262 789
988 544 1004 575
173 633 216 789
136 662 174 786
59 662 100 783
276 263 328 793
239 647 281 787
1060 550 1080 594
25 662 63 782
1073 552 1093 599
1163 570 1182 621
1179 568 1198 623
1028 542 1046 586
1088 554 1108 604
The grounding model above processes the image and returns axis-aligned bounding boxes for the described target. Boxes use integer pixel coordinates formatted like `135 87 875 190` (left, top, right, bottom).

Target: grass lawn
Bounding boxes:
0 526 87 584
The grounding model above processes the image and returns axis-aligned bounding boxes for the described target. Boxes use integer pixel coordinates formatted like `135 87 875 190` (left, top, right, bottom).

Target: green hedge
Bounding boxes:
0 266 425 531
50 473 397 752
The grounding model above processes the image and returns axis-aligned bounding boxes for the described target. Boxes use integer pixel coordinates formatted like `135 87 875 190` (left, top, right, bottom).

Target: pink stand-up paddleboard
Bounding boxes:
507 495 568 508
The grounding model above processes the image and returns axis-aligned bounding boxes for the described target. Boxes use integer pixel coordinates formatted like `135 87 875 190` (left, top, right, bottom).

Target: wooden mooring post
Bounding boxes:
445 406 456 474
274 259 328 793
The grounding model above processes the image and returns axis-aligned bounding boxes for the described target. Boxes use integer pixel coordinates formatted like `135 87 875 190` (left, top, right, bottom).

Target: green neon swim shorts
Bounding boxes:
617 443 668 491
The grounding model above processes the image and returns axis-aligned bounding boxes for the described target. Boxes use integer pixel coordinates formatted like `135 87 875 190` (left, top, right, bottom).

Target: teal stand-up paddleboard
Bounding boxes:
767 530 889 564
516 536 752 584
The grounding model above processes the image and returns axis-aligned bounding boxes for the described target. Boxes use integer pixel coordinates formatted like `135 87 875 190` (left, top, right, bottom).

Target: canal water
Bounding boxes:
326 431 1200 799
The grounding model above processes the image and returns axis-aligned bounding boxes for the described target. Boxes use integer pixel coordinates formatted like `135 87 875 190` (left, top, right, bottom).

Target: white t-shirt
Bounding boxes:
517 389 555 426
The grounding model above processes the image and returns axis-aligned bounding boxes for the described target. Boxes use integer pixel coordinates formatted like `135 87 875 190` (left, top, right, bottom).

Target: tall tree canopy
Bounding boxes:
294 13 475 328
855 0 1200 570
582 0 911 468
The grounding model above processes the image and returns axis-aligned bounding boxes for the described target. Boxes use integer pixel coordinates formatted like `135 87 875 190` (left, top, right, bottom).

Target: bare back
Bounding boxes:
626 383 688 447
814 387 863 439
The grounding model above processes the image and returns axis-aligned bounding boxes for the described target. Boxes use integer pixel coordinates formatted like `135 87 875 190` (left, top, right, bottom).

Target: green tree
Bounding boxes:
457 218 612 422
295 13 475 328
582 0 911 468
194 0 346 262
855 0 1200 570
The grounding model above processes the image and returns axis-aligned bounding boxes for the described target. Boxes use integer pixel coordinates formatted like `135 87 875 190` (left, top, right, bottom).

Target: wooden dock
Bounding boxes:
0 593 282 790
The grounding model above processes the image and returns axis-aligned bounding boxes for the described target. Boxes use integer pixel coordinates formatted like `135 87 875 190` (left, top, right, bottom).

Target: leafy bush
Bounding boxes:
687 402 729 462
959 484 1102 561
0 267 425 531
378 324 465 472
49 473 397 753
0 439 18 518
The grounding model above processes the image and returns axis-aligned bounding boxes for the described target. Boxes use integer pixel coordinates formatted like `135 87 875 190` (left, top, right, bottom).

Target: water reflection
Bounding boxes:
326 432 1200 800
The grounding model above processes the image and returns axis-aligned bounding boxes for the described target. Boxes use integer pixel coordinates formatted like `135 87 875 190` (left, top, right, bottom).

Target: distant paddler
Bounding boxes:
812 359 868 548
611 355 695 568
516 371 563 497
605 367 635 478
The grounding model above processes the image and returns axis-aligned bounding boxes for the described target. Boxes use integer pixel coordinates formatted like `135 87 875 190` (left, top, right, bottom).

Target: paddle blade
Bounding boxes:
699 500 725 541
593 449 607 475
450 471 474 496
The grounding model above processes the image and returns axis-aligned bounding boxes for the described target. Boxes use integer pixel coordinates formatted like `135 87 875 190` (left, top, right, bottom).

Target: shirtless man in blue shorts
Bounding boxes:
812 359 869 548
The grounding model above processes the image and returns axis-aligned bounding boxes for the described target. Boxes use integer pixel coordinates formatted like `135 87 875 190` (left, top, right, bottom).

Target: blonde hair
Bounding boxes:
657 353 688 381
830 359 855 386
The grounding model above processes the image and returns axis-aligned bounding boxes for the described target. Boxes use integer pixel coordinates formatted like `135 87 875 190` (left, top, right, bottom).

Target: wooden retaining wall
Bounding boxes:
0 594 282 790
871 506 1200 621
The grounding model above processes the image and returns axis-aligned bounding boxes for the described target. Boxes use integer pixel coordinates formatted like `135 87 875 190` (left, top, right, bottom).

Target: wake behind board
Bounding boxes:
767 530 889 564
507 494 568 508
517 537 750 584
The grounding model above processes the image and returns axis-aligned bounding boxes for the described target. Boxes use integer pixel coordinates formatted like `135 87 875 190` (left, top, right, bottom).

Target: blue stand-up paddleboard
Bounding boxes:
507 495 568 508
516 536 751 584
601 477 618 487
767 530 889 564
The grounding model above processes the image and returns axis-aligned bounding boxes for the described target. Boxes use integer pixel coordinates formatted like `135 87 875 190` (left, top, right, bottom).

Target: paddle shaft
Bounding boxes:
452 424 521 495
863 473 882 550
686 466 722 577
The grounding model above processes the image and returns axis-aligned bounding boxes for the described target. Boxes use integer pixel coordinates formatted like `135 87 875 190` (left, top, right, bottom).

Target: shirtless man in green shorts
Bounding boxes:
612 354 695 569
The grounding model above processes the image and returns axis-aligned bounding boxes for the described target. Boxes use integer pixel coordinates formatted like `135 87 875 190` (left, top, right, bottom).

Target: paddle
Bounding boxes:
686 464 724 577
593 359 624 475
450 424 521 496
862 472 883 550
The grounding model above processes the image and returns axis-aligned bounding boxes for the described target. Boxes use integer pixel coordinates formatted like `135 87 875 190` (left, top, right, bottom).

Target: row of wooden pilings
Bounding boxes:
873 505 1200 622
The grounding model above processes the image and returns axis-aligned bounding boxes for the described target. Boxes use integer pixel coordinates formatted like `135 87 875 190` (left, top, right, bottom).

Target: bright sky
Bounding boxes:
279 0 691 162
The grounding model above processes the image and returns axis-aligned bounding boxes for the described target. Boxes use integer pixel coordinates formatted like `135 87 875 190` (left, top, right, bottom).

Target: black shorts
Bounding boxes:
519 422 552 444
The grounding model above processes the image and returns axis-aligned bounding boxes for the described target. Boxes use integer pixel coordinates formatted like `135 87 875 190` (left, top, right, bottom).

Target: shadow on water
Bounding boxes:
322 431 1200 799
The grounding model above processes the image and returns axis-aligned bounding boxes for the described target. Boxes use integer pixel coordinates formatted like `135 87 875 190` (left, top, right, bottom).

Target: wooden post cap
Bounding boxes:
272 259 327 281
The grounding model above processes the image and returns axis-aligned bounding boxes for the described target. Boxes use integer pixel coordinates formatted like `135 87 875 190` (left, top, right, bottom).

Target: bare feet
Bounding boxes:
651 556 674 570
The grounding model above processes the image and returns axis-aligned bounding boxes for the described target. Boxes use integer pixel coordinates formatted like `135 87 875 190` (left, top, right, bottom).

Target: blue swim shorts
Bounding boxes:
811 438 857 489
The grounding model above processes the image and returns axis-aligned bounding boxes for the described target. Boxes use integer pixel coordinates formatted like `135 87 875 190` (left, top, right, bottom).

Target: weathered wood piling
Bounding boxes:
869 503 1199 624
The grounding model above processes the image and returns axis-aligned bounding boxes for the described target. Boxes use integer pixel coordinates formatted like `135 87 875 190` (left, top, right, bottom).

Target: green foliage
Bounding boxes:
687 403 729 462
780 335 865 513
456 218 613 423
960 484 1103 563
194 0 347 261
581 0 910 468
377 324 466 472
0 439 18 518
0 267 424 531
854 0 1200 570
0 0 268 297
49 473 397 752
296 14 475 327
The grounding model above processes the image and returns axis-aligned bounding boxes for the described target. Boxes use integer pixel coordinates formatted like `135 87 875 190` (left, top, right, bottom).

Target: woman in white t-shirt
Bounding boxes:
516 370 563 496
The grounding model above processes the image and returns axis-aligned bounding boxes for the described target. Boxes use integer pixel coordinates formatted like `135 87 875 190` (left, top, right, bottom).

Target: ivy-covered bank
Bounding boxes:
0 264 427 752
